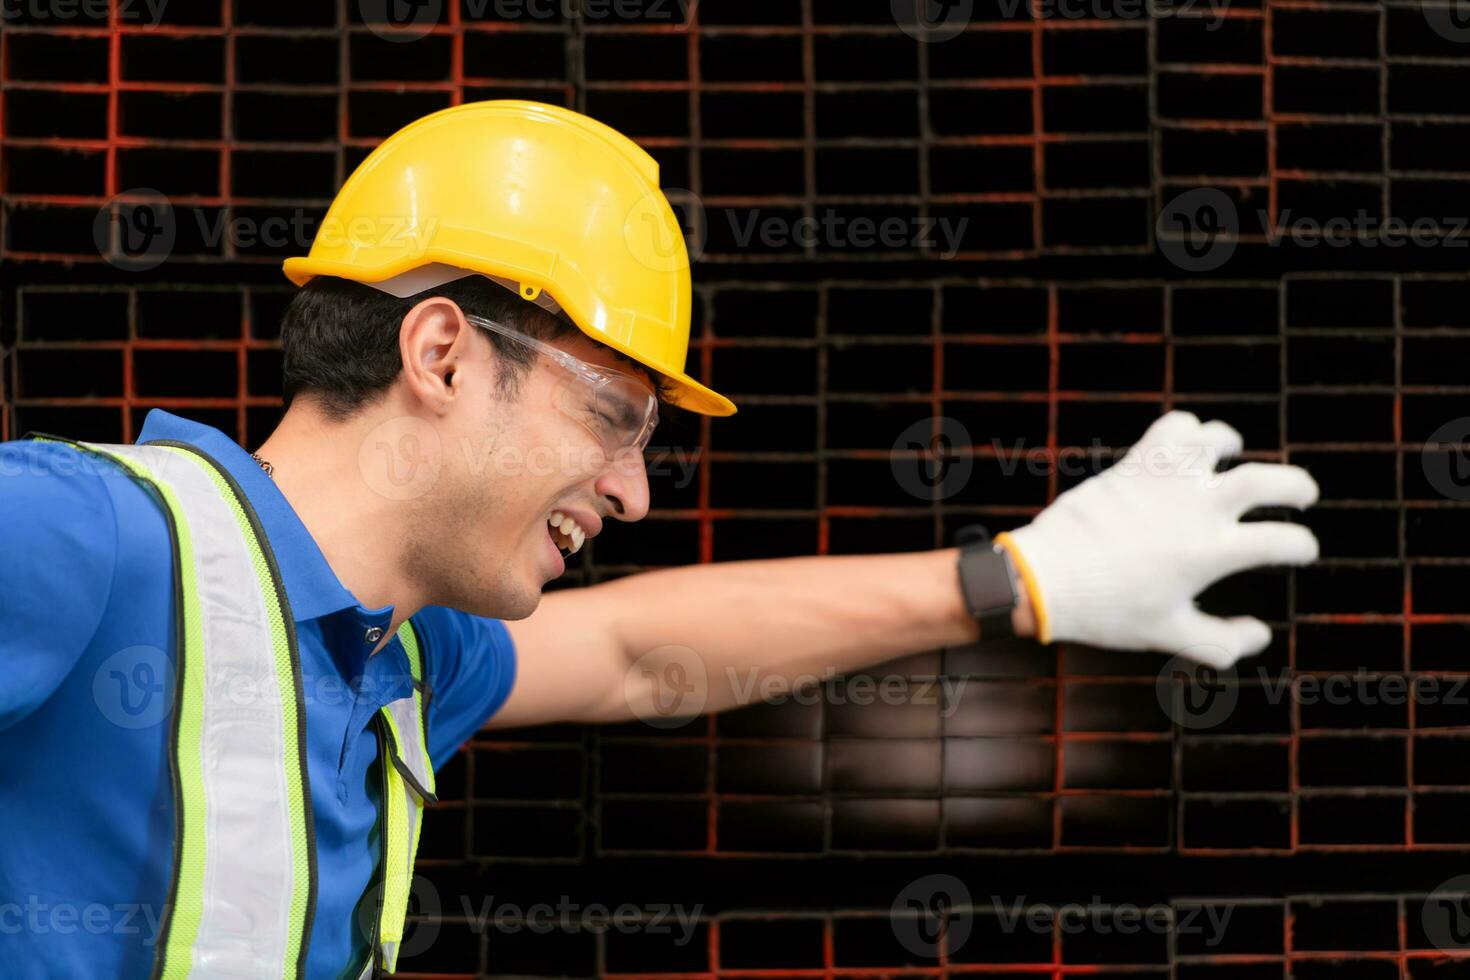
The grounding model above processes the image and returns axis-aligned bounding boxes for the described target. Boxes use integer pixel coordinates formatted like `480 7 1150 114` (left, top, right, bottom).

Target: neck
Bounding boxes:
253 399 428 634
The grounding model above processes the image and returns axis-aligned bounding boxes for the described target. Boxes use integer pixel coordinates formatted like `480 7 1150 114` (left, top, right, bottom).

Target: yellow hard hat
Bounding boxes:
283 100 735 416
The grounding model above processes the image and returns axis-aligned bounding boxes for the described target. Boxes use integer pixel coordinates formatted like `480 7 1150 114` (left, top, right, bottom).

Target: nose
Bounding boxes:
595 448 651 522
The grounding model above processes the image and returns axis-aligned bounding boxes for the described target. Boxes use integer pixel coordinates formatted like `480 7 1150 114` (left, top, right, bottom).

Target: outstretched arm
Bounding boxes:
495 411 1320 729
494 547 1029 728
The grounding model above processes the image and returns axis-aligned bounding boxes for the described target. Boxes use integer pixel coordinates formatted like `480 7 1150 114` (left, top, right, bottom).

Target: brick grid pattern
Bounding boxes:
7 1 1470 977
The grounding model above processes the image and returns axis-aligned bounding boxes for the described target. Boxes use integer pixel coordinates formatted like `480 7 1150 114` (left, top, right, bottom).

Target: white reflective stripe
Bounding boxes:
101 444 296 977
356 957 374 980
384 695 433 800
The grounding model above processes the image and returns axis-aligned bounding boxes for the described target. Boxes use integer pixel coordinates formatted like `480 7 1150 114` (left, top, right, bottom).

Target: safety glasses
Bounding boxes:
465 313 660 457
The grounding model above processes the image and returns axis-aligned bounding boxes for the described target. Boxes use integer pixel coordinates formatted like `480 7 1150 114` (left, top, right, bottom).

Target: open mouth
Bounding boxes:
547 510 586 556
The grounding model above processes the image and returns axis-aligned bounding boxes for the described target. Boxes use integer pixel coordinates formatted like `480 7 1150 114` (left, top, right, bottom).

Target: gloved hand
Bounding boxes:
995 411 1319 667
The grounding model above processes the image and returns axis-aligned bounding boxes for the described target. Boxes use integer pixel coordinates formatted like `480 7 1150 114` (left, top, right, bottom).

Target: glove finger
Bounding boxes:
1219 521 1320 577
1196 419 1244 467
1134 410 1200 451
1216 462 1321 515
1168 608 1272 667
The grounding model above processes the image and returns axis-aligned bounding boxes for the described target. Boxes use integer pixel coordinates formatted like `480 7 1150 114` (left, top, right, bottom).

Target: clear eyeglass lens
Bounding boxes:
572 374 656 455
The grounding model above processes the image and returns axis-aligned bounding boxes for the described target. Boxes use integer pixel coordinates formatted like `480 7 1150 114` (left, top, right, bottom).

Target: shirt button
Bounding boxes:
364 626 384 644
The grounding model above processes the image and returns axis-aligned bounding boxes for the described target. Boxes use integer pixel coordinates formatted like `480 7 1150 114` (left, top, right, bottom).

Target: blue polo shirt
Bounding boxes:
0 410 518 978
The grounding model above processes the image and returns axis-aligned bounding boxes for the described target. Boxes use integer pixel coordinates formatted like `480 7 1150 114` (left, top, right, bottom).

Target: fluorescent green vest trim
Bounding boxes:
34 435 436 978
373 620 436 974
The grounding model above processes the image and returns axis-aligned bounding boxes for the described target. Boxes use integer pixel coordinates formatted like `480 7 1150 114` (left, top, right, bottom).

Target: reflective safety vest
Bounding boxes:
33 435 437 978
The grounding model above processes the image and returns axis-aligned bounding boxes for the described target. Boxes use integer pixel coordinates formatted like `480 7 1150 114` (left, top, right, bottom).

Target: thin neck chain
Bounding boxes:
249 452 274 479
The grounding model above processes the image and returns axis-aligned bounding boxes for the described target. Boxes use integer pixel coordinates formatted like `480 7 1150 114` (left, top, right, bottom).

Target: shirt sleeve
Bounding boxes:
412 604 519 769
0 440 119 732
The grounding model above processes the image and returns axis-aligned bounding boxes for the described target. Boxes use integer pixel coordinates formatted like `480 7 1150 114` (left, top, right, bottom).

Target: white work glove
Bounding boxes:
995 411 1320 667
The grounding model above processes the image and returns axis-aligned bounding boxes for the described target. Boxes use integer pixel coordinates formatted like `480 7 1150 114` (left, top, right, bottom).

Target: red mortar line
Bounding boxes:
1155 63 1267 76
1305 613 1470 624
103 0 119 218
15 338 278 350
2 137 338 152
1397 308 1415 845
14 397 281 410
1271 54 1383 68
1271 113 1386 125
448 0 465 108
690 4 712 577
3 250 310 263
0 82 115 93
4 192 332 207
605 967 1086 979
1045 287 1063 853
1272 168 1387 180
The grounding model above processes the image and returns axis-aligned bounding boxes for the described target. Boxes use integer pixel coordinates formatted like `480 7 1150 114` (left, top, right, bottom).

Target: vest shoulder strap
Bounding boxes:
34 436 318 980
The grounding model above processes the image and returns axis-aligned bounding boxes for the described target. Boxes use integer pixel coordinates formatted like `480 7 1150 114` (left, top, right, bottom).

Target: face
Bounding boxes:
404 312 654 621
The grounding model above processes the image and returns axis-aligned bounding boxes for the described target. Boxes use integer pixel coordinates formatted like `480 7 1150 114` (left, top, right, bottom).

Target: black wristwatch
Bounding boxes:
954 524 1020 639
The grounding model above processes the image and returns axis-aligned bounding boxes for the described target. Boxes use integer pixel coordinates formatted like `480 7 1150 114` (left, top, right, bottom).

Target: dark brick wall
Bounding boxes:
6 1 1470 976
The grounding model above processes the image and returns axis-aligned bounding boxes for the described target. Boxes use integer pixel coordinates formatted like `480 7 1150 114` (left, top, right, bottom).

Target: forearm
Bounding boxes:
604 549 1033 717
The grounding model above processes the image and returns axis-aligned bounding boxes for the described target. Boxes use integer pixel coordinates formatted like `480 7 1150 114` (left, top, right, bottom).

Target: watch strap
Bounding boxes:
955 525 1019 640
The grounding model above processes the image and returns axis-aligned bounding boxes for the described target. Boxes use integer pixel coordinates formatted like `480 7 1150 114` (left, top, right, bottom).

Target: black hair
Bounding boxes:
280 275 675 422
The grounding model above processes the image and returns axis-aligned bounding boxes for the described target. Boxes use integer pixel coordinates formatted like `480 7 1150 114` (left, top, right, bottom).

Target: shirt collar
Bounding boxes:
136 409 392 627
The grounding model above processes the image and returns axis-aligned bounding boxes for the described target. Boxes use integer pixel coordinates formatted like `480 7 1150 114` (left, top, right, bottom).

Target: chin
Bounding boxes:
492 579 545 621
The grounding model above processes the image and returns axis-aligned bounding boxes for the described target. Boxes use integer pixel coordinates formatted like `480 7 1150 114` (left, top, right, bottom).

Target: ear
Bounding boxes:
397 297 488 413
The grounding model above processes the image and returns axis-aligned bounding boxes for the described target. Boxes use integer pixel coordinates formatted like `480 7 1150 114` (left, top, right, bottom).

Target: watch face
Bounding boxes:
960 545 1018 620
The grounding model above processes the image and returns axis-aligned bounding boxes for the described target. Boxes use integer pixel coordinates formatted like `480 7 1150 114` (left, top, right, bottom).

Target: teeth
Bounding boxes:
547 511 587 556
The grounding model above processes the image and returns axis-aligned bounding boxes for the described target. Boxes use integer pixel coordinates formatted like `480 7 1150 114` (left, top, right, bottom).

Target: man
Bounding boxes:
0 101 1321 977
